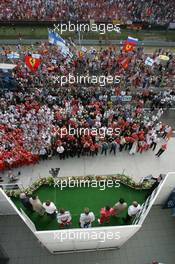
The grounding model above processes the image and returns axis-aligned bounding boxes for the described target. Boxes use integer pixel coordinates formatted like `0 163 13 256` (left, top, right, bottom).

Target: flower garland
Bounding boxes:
6 174 152 198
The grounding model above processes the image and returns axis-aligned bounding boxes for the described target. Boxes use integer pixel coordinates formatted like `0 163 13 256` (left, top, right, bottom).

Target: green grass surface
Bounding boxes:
0 26 175 41
12 184 148 231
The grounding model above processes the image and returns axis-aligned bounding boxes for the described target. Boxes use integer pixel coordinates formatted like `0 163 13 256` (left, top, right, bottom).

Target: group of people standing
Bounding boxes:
20 193 71 227
20 192 141 228
98 200 141 225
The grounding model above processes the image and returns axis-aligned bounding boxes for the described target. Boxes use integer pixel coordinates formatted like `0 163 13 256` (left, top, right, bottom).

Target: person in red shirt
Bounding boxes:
98 206 113 224
155 143 167 157
138 140 147 154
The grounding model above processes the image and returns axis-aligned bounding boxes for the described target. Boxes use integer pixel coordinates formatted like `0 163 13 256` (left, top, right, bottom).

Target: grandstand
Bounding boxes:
0 0 174 25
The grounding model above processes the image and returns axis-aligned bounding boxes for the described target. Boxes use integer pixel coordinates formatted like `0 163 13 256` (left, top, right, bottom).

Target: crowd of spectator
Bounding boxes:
0 0 175 25
0 42 174 171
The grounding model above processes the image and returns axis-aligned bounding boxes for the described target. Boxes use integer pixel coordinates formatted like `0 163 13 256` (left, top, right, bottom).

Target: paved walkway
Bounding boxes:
0 206 175 264
0 138 175 188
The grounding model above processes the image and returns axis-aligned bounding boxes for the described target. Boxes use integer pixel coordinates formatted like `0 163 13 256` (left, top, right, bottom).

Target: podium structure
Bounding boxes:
0 172 175 254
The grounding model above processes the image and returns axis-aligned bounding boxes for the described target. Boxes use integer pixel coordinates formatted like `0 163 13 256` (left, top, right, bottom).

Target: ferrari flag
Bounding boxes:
122 36 138 52
25 56 41 72
122 41 135 52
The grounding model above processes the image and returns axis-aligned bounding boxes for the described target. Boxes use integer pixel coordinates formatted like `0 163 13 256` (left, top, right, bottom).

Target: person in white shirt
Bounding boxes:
43 200 57 218
123 201 141 223
150 134 159 151
79 208 95 228
57 145 65 160
57 208 72 228
157 108 163 119
155 122 162 133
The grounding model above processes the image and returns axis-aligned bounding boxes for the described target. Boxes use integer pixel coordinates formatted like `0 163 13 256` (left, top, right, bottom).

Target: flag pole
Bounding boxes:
78 30 81 46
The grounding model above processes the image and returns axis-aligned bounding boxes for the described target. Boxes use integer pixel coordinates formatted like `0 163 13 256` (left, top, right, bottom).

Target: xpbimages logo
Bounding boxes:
53 22 121 35
53 230 121 243
53 126 121 139
54 178 121 191
52 74 121 86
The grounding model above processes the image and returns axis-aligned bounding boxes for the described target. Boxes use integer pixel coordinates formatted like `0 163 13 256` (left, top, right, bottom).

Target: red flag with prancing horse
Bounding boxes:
24 56 41 72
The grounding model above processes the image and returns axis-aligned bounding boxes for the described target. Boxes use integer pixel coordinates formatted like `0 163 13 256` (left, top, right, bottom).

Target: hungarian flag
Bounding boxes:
121 58 130 69
122 41 135 52
24 56 41 72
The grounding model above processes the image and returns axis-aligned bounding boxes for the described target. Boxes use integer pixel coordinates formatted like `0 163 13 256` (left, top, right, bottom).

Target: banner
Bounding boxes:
111 95 132 102
122 95 132 101
61 46 73 58
145 57 154 66
7 52 20 59
159 55 169 61
0 63 17 70
81 47 87 53
32 53 41 59
168 22 175 29
51 59 57 64
127 24 143 30
112 19 121 25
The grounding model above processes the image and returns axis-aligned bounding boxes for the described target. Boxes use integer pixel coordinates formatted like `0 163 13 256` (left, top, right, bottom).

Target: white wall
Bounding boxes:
0 188 38 235
35 225 141 253
154 172 175 205
0 188 17 215
20 208 37 232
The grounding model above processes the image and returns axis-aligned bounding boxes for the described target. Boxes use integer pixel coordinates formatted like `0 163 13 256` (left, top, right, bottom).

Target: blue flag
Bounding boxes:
48 29 73 59
48 29 66 48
